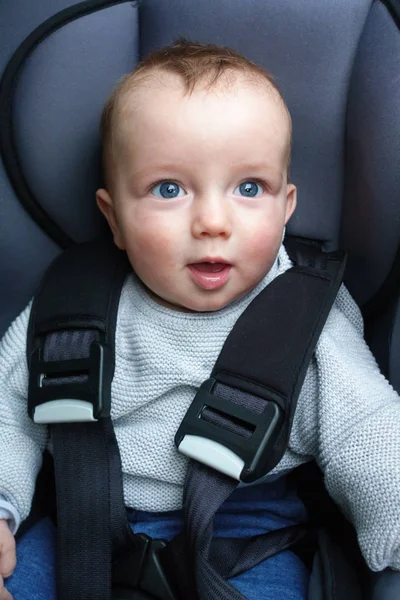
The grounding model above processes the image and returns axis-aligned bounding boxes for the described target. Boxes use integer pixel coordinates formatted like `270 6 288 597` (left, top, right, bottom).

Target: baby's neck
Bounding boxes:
143 285 195 313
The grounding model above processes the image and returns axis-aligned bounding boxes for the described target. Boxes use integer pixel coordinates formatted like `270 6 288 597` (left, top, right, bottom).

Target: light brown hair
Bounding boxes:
100 38 292 192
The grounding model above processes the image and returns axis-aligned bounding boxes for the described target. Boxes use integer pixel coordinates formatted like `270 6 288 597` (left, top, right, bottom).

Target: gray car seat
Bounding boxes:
0 0 399 598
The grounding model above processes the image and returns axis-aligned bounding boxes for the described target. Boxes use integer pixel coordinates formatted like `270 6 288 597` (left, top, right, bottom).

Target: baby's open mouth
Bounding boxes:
189 262 229 273
187 261 232 290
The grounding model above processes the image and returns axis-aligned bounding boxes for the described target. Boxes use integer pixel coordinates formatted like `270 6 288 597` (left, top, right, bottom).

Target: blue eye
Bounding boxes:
234 181 263 198
151 181 185 199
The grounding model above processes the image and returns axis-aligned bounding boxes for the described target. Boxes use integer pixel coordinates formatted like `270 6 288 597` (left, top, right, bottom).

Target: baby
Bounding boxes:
0 39 400 600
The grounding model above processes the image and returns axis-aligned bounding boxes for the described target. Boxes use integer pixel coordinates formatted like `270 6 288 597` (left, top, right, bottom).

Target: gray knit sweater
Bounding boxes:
0 244 399 572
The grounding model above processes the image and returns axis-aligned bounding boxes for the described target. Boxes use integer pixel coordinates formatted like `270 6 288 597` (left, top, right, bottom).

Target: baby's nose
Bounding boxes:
191 196 232 239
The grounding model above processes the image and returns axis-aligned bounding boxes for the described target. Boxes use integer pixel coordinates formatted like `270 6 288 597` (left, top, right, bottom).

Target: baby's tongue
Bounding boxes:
191 262 227 273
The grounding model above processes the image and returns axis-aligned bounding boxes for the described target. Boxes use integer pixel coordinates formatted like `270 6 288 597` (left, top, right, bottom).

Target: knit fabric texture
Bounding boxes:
0 244 399 572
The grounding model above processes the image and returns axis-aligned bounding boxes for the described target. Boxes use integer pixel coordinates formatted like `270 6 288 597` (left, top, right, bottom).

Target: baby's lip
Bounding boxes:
189 257 232 265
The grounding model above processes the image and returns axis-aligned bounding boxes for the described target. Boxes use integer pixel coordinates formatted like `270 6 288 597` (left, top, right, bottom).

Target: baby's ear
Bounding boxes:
284 183 297 224
95 188 126 250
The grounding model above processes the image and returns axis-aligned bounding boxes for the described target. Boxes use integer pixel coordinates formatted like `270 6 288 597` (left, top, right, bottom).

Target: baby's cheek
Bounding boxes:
128 228 179 280
124 212 171 255
245 229 279 264
142 233 171 257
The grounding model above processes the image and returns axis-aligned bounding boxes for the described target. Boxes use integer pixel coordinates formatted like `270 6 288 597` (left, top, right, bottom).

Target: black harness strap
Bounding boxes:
27 236 347 600
165 240 347 599
161 461 306 600
27 238 135 600
52 419 121 599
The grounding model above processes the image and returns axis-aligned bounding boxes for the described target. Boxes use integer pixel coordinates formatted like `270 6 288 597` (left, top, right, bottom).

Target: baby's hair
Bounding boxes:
100 38 292 192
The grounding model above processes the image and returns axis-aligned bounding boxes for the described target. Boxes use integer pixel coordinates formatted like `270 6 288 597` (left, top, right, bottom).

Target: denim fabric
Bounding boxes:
6 479 309 599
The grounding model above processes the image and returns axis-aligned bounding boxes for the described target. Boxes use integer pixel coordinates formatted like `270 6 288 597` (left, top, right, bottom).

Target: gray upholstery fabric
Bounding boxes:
309 549 400 599
307 553 324 600
372 570 400 600
13 2 139 242
342 0 400 305
0 171 59 336
0 0 78 336
391 302 400 394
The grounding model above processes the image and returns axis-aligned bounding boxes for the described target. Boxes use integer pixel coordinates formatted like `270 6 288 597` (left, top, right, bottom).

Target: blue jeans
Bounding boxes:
6 479 309 599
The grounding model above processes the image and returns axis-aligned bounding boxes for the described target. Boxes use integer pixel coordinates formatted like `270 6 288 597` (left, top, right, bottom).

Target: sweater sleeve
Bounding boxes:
0 302 48 525
0 495 21 534
289 284 400 572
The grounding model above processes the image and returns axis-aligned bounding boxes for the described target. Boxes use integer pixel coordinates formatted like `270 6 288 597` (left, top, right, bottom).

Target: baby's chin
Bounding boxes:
145 287 235 313
170 288 251 313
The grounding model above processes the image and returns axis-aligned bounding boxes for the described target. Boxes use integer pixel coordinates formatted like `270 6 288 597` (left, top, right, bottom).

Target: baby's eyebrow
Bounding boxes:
230 160 279 171
230 163 284 181
130 164 183 179
129 163 284 186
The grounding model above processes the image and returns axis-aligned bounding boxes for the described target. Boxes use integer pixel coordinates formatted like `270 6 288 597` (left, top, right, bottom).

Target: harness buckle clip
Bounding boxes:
112 534 177 600
175 377 284 483
28 341 111 423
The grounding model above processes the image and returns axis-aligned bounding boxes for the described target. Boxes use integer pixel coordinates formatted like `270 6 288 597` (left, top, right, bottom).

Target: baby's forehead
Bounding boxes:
115 70 290 144
121 69 287 120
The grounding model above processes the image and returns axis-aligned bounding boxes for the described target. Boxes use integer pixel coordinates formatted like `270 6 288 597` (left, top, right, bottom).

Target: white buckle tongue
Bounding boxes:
178 434 244 480
33 399 97 423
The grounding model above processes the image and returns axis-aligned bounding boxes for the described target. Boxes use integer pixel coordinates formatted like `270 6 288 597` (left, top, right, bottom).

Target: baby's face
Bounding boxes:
97 73 296 312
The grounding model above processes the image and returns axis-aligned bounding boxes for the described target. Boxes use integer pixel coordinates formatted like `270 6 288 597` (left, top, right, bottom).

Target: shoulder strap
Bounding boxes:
165 238 348 600
176 237 347 482
27 234 129 350
27 235 130 422
27 236 134 600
